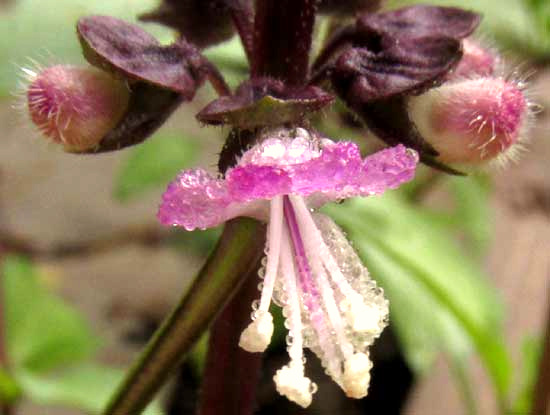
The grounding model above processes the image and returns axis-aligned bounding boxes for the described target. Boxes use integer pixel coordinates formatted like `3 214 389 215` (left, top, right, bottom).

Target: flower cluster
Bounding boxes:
159 127 418 406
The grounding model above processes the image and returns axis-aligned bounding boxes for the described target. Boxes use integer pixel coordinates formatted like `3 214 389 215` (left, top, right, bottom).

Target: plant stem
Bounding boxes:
197 266 263 415
103 218 265 415
228 0 255 64
251 0 317 84
533 301 550 415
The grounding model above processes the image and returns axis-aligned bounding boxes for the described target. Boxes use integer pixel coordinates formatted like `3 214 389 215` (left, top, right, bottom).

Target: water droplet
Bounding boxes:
309 382 318 394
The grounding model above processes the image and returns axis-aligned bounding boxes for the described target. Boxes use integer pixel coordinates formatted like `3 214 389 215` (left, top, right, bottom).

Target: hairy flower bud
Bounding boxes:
449 38 499 80
409 77 529 165
25 65 129 151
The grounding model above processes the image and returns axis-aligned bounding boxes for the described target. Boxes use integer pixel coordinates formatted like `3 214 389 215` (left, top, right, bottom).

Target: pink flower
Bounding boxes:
158 127 418 407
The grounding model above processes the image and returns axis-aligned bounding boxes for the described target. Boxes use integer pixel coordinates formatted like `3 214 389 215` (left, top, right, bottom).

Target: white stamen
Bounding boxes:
274 227 316 408
339 299 381 334
274 363 314 408
280 225 305 363
343 352 372 399
289 195 354 361
238 311 274 353
259 195 284 312
290 196 384 335
282 197 343 384
239 195 283 353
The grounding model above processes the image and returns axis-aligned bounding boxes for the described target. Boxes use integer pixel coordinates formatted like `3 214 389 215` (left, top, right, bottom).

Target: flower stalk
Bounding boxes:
103 218 265 415
252 0 317 83
197 266 264 415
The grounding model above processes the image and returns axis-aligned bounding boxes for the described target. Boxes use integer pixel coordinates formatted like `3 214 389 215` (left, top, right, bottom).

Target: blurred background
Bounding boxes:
0 0 549 414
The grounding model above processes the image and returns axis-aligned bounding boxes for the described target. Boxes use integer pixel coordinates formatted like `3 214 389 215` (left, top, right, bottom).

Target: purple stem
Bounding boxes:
251 0 317 84
227 0 255 64
197 259 263 415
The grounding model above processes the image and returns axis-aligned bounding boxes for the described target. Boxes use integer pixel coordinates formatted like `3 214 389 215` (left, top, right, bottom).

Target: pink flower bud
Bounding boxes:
409 77 529 165
449 38 499 80
25 65 129 151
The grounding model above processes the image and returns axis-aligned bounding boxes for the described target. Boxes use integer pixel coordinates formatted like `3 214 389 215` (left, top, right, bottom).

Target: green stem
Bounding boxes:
103 218 265 415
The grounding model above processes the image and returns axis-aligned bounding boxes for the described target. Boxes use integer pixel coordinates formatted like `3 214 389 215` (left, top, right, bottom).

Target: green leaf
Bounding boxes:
18 365 163 415
3 256 96 372
326 193 512 401
446 175 492 256
510 335 543 414
0 367 22 404
113 132 200 202
354 237 470 374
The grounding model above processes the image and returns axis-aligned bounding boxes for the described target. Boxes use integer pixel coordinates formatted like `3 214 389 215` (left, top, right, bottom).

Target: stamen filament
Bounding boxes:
289 195 354 359
283 196 342 380
280 225 305 363
290 196 382 334
259 195 284 312
238 196 283 353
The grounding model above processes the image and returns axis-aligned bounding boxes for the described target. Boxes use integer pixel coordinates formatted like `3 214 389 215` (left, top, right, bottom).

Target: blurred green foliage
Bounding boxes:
2 256 163 414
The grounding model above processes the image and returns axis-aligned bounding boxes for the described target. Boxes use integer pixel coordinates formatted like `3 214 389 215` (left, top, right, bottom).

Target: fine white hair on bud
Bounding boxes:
409 76 531 166
22 64 129 152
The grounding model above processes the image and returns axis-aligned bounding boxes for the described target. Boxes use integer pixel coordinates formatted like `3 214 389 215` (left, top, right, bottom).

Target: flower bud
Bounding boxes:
25 65 129 152
409 77 529 165
449 38 499 79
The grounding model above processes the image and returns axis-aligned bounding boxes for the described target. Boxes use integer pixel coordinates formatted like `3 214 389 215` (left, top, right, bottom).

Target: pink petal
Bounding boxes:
304 145 418 205
227 165 292 201
157 169 231 230
357 144 419 194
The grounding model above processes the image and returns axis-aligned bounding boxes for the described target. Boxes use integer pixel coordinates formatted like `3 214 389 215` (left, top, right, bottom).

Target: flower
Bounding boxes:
158 127 418 407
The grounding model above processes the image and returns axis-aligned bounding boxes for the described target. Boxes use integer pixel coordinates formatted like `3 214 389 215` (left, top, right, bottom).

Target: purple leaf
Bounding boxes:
139 0 238 49
332 35 462 102
77 15 207 97
197 78 333 128
318 0 381 15
327 5 480 174
358 5 480 39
